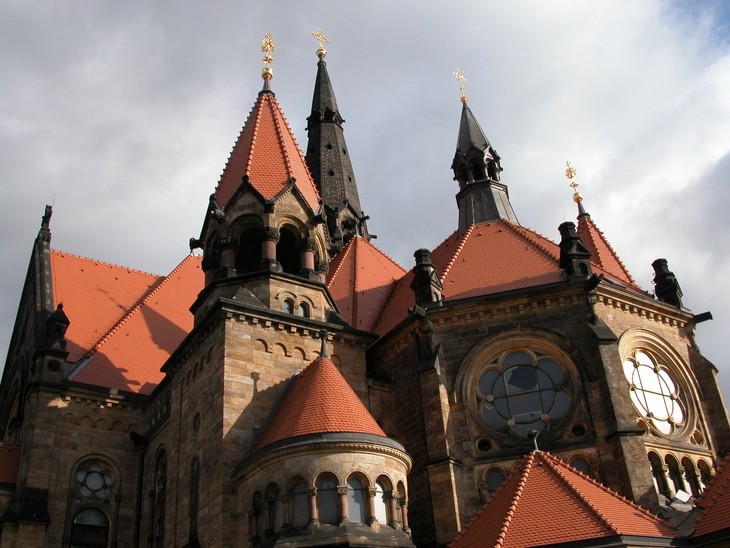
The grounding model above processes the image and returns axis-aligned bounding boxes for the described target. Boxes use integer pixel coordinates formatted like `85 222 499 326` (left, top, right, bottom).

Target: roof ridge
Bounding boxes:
50 249 162 279
501 221 560 263
85 255 198 357
327 237 355 282
580 215 638 285
352 238 360 326
440 224 475 283
496 452 536 548
268 95 294 177
542 452 670 534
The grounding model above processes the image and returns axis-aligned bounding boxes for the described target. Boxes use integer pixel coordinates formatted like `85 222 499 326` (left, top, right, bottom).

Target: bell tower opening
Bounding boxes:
236 226 262 274
276 227 300 275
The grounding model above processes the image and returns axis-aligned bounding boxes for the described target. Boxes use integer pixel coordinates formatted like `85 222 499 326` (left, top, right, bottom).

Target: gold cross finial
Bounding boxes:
453 68 468 104
312 28 330 58
261 32 275 81
565 161 583 203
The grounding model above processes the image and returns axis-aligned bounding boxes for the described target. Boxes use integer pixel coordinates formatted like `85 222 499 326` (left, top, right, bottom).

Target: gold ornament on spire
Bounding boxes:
312 28 330 59
565 161 583 203
261 32 275 81
453 68 468 104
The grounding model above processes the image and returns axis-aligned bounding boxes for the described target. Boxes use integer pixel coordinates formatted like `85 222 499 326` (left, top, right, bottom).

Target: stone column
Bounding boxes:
217 236 237 279
338 485 349 524
388 492 401 529
316 261 329 284
261 226 280 271
400 497 411 534
300 238 317 280
366 487 377 526
308 488 319 527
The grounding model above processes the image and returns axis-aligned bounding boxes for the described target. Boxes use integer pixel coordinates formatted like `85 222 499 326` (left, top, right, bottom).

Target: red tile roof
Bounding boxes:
214 91 320 213
69 255 203 395
694 454 730 537
327 237 406 332
450 451 676 548
577 213 637 288
374 220 644 336
0 445 20 485
252 355 386 453
51 251 163 362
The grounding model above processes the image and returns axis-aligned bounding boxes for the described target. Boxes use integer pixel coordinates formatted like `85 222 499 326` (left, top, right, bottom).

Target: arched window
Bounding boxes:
570 457 593 477
682 457 701 497
289 479 309 528
486 468 506 497
69 508 109 548
317 473 339 525
282 298 294 314
152 450 167 547
346 477 367 523
188 458 199 540
298 302 310 318
666 454 685 495
236 226 262 274
649 452 670 498
276 227 300 275
252 491 264 540
266 483 284 533
698 460 713 492
374 478 390 525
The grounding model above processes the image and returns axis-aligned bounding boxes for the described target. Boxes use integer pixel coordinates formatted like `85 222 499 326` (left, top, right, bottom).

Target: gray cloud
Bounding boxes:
1 1 729 399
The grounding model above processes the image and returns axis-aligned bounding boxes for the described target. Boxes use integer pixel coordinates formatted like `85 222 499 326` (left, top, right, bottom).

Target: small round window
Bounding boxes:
476 350 572 438
623 349 685 436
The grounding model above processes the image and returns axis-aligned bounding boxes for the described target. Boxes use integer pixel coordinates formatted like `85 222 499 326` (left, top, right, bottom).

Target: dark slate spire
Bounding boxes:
452 97 518 233
305 36 369 254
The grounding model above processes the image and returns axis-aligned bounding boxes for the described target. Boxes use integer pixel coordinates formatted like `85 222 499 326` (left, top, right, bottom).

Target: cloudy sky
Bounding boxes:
2 1 729 401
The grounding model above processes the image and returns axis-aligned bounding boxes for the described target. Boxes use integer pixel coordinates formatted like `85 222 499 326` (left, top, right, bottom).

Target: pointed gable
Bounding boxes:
51 251 162 362
70 255 203 395
577 212 637 288
214 91 320 212
327 237 406 332
451 451 676 548
252 355 386 453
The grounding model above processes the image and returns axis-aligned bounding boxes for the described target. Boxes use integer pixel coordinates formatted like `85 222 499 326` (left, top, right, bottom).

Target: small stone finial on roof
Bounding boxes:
566 161 589 217
312 27 330 59
318 329 329 358
527 429 540 452
260 32 275 82
38 204 53 242
453 68 468 104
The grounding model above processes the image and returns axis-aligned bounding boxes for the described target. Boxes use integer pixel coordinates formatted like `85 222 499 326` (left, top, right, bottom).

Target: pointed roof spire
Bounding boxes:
569 164 638 287
305 29 369 252
211 33 320 213
251 350 386 453
451 70 518 232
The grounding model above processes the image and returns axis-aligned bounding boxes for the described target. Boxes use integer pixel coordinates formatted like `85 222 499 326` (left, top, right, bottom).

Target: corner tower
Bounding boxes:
305 30 370 254
193 33 337 322
451 71 518 233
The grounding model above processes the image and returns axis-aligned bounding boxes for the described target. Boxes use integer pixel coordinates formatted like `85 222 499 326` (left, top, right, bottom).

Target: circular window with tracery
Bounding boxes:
623 349 685 436
73 460 116 504
475 349 573 438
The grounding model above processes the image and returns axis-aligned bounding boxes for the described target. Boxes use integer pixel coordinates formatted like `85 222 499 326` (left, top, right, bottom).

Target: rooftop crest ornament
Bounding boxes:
453 68 468 104
312 28 330 59
565 161 583 203
261 32 275 81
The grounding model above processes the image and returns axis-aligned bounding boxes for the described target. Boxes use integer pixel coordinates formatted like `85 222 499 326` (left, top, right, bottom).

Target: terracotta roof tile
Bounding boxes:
50 251 162 362
577 213 638 288
214 92 320 212
252 355 386 453
327 237 406 332
694 454 730 537
0 445 20 485
375 220 645 336
451 451 676 548
70 255 203 395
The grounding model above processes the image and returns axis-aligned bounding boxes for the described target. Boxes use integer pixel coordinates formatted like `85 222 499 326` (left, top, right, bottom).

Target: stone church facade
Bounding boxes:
1 36 729 547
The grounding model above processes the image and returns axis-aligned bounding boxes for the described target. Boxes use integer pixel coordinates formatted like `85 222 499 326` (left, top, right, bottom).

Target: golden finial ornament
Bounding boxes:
453 68 468 104
261 32 276 81
312 28 330 59
565 161 583 203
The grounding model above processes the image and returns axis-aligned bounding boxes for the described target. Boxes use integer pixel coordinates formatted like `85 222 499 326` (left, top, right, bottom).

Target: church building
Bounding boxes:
1 33 729 547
